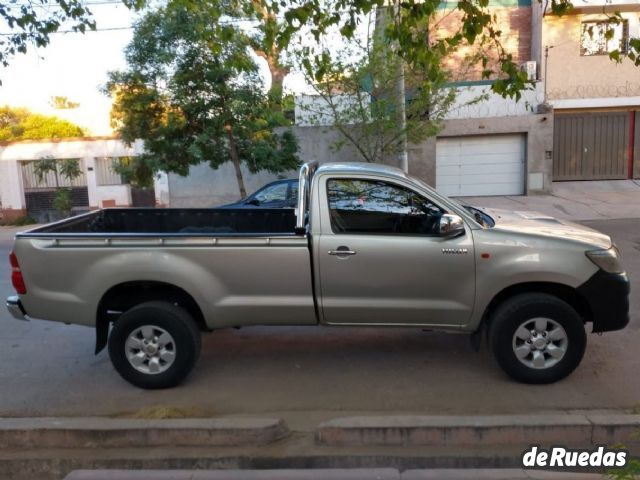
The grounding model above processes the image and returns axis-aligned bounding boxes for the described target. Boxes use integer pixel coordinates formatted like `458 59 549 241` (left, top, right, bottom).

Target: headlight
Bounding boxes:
585 246 624 274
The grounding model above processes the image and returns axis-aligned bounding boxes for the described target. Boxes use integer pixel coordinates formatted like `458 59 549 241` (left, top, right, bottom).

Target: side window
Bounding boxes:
327 178 444 235
254 183 288 204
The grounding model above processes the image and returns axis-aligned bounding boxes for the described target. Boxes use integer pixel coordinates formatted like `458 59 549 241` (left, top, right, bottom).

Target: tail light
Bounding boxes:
9 251 26 294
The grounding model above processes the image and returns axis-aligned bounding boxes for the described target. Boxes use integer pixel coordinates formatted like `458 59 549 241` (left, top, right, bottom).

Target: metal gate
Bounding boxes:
20 159 90 222
553 112 629 181
131 187 156 207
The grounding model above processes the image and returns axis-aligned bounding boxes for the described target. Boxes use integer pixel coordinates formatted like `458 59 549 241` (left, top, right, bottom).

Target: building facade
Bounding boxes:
294 0 554 197
541 0 640 181
0 138 168 222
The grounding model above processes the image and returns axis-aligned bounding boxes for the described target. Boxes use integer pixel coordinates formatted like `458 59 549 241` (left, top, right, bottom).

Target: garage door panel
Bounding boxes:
436 134 525 197
460 163 523 175
457 183 523 196
436 155 462 167
554 113 629 181
436 176 463 186
437 165 461 176
458 173 522 185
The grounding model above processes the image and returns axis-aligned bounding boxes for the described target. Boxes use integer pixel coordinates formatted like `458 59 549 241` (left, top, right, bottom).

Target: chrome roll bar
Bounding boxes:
295 161 318 234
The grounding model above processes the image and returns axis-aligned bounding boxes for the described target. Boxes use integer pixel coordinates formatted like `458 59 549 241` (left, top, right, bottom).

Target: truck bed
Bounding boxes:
22 208 297 236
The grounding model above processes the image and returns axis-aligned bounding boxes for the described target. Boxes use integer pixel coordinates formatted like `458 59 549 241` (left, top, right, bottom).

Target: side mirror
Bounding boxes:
247 198 260 206
439 214 465 238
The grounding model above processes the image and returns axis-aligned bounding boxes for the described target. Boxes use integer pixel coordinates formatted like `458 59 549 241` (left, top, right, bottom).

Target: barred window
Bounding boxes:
95 157 126 186
581 20 629 56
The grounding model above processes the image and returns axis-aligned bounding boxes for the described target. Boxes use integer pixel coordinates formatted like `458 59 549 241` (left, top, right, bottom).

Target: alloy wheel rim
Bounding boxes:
512 317 568 370
125 325 176 375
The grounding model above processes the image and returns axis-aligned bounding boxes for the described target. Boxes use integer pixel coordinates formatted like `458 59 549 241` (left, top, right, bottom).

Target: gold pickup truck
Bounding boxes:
6 162 630 389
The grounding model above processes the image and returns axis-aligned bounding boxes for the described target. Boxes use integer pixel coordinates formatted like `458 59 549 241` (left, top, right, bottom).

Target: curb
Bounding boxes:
0 417 289 448
62 469 607 480
64 469 400 480
316 414 640 447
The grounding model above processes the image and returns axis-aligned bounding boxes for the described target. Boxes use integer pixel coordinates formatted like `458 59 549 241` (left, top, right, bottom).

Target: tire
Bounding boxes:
108 301 201 389
488 293 586 384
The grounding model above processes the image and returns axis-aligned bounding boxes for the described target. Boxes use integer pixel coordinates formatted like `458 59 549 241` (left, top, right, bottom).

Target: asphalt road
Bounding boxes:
1 219 639 428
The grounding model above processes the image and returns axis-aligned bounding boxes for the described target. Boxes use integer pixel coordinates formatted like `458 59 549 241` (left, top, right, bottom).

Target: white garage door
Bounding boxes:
436 134 525 197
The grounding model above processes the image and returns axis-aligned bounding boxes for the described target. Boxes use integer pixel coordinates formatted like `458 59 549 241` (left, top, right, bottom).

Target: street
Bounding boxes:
1 219 639 428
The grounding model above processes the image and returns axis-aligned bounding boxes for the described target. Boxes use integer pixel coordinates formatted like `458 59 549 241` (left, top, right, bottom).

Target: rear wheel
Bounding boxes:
108 301 201 389
488 293 586 384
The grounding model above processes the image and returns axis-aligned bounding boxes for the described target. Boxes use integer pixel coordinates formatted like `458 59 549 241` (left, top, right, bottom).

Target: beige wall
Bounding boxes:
543 12 640 101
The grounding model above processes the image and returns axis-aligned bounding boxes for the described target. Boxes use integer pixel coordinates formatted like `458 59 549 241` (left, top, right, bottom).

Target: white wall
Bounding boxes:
0 138 146 210
168 162 298 207
295 94 369 127
154 172 170 207
444 83 544 120
295 84 544 127
0 159 25 211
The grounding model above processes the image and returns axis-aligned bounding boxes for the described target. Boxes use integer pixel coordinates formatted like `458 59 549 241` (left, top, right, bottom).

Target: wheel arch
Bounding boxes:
95 281 207 354
480 282 593 333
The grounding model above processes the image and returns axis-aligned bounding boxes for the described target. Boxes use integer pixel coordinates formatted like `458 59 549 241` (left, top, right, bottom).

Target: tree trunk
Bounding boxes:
226 128 247 198
268 58 289 105
250 1 288 106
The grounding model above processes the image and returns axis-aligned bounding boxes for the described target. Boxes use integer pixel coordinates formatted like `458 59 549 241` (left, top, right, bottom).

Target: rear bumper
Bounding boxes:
6 296 29 321
577 270 630 333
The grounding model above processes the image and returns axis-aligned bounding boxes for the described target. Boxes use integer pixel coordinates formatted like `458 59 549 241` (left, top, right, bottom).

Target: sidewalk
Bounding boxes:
63 469 607 480
458 180 640 221
2 413 638 479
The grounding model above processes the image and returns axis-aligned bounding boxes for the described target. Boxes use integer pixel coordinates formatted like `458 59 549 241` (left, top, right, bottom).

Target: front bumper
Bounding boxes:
6 296 29 321
577 270 630 333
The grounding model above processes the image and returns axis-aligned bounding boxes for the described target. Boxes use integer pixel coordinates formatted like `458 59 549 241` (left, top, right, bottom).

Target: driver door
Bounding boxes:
316 177 475 327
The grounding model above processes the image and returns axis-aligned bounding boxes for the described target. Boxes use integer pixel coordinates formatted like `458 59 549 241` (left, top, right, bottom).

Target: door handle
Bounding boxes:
328 246 357 256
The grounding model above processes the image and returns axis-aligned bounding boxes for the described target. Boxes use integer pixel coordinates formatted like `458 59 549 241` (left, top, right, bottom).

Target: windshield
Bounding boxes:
409 176 495 228
463 205 495 228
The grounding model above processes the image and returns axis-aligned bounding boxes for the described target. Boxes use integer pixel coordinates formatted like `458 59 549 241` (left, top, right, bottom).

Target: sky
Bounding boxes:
0 2 320 136
0 2 140 135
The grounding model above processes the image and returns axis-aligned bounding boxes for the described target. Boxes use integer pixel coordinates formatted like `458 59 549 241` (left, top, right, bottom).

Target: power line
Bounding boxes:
3 1 124 7
0 26 133 35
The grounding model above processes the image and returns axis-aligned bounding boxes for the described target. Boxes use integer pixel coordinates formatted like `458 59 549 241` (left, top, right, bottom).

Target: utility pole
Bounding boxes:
543 45 553 102
393 0 408 173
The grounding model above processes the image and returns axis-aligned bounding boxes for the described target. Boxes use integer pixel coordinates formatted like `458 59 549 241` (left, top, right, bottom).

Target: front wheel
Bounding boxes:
488 293 586 384
108 301 201 389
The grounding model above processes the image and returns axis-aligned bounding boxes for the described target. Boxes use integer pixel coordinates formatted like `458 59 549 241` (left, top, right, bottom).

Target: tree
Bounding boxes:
294 10 456 164
0 0 145 69
105 2 300 197
0 106 84 141
50 96 80 109
267 0 640 102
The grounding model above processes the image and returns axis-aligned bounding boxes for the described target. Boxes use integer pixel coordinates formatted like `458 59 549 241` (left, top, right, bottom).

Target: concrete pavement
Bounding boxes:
460 179 640 220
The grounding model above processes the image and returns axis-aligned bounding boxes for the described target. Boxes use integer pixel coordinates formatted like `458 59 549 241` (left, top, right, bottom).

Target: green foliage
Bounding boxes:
32 157 81 217
111 156 155 188
608 452 640 479
265 0 638 100
50 96 80 110
33 157 82 188
0 0 146 69
105 1 300 197
53 188 73 218
0 106 84 141
294 10 455 163
33 157 59 186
